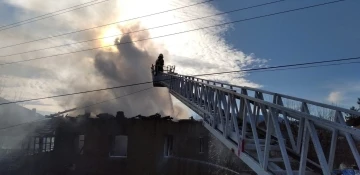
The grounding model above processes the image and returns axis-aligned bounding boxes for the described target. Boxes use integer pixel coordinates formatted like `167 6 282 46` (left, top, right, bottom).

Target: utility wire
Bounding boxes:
0 0 112 31
0 0 214 50
49 86 153 117
0 0 286 58
0 59 358 131
0 87 153 131
0 0 345 66
0 55 359 106
242 61 360 74
0 59 358 130
0 81 154 105
192 56 360 77
0 118 49 131
0 60 357 131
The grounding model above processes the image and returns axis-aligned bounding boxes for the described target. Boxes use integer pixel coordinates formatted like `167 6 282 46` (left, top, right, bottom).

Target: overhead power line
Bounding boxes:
50 86 153 117
0 81 154 105
0 60 358 131
0 87 153 131
0 0 286 58
0 0 215 50
0 60 359 131
0 0 345 66
242 61 360 74
0 118 49 131
0 0 112 31
0 54 359 106
191 56 360 77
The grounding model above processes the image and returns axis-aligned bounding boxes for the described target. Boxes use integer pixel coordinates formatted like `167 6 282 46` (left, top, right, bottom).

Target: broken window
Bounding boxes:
27 136 54 155
42 137 55 152
50 137 55 151
28 137 34 155
110 135 128 157
199 137 204 153
78 135 85 155
164 135 173 157
34 137 40 154
42 138 47 152
46 137 52 152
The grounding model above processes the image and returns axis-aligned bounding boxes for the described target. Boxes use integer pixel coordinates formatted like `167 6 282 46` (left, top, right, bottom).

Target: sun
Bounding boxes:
99 26 122 47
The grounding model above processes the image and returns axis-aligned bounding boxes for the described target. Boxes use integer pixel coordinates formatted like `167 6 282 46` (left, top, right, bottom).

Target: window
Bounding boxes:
50 137 55 151
28 136 55 155
78 135 85 155
199 137 204 153
28 137 34 155
164 135 173 157
110 135 128 157
42 138 47 152
34 137 40 154
42 137 55 152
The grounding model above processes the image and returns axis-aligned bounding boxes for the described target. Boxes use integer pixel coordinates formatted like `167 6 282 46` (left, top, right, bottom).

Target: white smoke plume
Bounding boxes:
0 0 266 117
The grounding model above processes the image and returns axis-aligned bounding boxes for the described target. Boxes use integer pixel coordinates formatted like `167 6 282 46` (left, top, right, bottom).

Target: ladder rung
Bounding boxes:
269 157 297 163
268 158 283 162
245 138 267 143
270 170 318 175
245 144 280 151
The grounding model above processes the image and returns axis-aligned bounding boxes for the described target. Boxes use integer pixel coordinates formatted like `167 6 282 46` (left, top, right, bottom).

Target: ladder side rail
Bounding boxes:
185 75 360 117
167 84 274 174
335 111 360 169
244 99 264 166
162 74 360 174
167 74 360 137
269 107 294 175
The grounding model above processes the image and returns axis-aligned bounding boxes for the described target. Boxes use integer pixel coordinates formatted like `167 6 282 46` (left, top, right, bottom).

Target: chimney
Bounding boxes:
116 111 125 120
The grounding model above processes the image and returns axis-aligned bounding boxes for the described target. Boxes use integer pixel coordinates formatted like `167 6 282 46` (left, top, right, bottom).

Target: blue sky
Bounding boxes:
211 0 360 108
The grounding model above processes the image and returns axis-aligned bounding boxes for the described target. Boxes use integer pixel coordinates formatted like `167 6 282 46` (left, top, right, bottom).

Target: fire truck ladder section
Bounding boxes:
152 70 360 175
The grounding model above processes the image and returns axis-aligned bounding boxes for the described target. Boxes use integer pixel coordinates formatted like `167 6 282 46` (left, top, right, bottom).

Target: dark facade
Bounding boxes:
0 112 253 175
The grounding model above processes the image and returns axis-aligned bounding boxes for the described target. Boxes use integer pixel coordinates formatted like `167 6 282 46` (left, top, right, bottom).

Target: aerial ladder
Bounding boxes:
152 65 360 175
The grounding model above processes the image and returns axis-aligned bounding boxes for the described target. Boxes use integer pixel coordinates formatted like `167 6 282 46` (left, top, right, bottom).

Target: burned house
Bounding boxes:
0 112 253 175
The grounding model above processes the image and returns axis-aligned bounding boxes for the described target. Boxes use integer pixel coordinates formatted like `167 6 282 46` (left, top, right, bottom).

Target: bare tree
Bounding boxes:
346 98 360 126
283 99 301 111
315 106 336 121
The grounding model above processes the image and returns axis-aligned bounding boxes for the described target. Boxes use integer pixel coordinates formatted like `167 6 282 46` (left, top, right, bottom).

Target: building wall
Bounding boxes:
1 114 254 175
67 117 211 174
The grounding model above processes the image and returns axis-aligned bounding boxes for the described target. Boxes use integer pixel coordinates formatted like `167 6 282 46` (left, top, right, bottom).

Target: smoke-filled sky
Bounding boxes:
0 0 266 118
0 0 359 118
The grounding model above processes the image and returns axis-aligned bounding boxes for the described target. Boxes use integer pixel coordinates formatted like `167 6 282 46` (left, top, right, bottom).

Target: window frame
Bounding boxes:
78 135 85 155
164 135 173 157
109 135 128 158
199 137 204 154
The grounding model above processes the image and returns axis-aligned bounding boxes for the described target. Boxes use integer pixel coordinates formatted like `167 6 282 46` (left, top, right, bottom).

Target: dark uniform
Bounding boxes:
155 54 164 73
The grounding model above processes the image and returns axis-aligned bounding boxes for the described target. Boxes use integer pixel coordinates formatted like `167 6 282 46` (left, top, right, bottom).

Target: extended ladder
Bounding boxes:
153 71 360 175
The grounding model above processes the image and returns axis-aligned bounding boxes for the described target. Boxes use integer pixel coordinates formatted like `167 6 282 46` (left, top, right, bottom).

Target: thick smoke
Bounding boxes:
63 25 188 118
0 0 267 116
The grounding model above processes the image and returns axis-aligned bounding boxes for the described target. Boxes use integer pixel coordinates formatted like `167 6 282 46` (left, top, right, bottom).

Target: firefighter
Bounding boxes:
155 54 164 73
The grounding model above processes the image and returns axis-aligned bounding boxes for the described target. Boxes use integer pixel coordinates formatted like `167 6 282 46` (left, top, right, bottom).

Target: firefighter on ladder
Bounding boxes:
153 53 164 75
